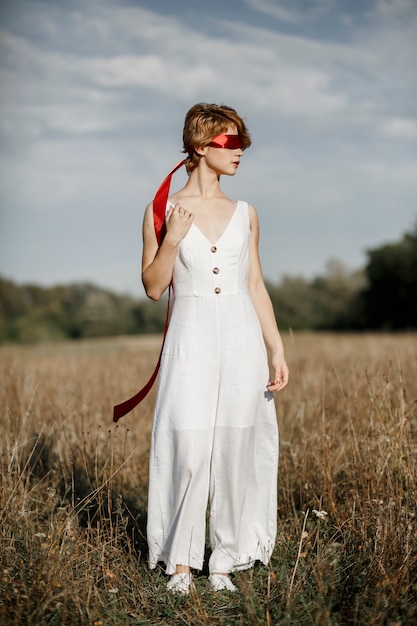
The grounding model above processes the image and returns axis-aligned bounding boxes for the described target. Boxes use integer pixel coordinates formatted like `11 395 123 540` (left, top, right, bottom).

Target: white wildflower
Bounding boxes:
312 509 328 520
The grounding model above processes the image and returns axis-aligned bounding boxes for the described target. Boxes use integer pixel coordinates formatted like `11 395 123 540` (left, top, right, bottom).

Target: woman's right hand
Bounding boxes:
142 201 194 300
165 203 194 246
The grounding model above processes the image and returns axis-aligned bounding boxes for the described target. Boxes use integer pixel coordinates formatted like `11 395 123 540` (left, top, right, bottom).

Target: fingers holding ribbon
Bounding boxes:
166 202 194 244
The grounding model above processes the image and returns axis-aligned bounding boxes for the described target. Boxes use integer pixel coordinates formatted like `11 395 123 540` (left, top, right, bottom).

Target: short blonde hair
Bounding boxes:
182 102 252 172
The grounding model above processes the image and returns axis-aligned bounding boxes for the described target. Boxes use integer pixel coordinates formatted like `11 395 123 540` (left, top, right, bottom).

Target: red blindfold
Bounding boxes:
207 134 243 149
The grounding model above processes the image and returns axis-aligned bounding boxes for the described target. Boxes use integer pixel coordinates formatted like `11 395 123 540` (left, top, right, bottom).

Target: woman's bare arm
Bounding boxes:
247 204 289 391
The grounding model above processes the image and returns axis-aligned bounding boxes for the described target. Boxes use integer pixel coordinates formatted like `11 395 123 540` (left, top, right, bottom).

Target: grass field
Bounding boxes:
0 332 416 625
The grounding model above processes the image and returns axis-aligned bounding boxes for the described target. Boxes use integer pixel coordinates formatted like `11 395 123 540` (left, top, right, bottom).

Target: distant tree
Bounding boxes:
267 275 314 330
0 277 169 342
310 260 366 330
132 297 168 334
360 223 417 329
267 260 365 331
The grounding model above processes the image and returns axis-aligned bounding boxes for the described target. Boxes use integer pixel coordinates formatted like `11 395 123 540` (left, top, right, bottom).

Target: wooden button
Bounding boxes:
214 287 221 294
213 267 220 274
210 246 217 253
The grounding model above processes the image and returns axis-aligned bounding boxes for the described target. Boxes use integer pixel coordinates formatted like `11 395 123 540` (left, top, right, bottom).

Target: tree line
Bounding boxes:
1 223 416 342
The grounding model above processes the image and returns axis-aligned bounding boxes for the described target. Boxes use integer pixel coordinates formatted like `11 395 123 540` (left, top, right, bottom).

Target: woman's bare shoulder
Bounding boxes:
247 202 259 222
143 200 154 221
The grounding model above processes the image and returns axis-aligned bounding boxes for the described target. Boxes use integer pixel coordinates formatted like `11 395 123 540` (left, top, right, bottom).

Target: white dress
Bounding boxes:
147 200 279 576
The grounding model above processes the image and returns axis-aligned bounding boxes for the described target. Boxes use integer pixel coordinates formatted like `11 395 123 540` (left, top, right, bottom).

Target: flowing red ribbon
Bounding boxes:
112 159 186 422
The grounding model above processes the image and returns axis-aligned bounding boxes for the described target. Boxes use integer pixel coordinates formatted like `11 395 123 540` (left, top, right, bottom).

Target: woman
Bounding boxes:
142 103 288 594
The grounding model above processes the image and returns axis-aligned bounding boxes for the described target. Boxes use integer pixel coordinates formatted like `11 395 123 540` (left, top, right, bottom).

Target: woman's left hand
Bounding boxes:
267 355 289 392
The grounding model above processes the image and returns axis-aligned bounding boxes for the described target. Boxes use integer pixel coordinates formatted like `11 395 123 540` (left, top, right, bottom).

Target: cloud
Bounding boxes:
243 0 301 23
380 117 417 139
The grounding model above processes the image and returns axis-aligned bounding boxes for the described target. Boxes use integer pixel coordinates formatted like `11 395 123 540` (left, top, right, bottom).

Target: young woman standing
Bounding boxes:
140 103 288 594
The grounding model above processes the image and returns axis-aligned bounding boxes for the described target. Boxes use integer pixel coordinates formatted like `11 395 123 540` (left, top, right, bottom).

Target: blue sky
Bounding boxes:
0 0 416 296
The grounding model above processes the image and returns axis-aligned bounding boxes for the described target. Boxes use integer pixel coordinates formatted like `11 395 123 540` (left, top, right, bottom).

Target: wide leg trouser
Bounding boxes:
147 417 278 575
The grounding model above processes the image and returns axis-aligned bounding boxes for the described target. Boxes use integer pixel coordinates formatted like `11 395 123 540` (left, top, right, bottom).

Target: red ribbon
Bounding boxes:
112 159 186 423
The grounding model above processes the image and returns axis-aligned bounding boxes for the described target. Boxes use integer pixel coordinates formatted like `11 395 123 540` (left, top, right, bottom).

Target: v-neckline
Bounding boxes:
191 201 240 246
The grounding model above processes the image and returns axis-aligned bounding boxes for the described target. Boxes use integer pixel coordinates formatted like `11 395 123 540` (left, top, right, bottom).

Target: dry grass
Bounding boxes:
0 332 416 625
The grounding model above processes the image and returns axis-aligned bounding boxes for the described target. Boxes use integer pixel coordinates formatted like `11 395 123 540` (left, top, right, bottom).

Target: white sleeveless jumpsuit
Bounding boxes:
147 201 279 575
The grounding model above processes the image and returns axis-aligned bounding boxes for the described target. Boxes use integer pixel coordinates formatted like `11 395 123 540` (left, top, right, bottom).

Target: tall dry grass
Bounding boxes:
0 332 416 625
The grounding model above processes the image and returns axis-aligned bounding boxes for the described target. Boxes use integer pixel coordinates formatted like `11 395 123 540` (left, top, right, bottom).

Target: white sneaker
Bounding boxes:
208 574 237 592
167 573 194 595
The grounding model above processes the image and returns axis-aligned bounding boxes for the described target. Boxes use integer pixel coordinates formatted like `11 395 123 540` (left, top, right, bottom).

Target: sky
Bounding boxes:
0 0 416 297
